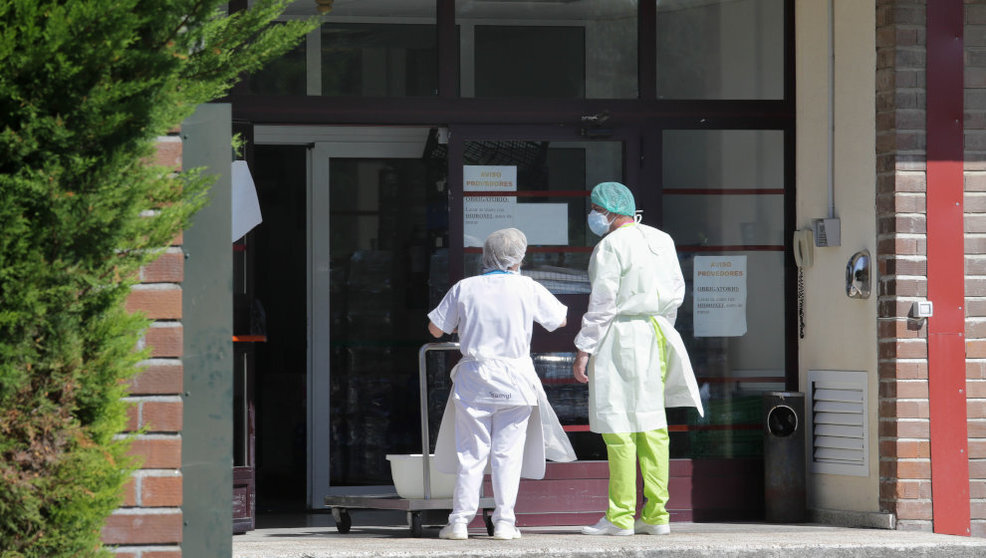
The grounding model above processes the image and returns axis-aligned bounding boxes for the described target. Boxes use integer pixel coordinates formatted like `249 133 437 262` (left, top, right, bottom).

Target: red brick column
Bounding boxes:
875 0 933 532
877 0 986 537
104 132 185 557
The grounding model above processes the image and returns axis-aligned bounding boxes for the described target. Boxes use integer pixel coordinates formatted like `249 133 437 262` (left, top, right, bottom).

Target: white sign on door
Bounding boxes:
693 255 747 337
464 165 517 247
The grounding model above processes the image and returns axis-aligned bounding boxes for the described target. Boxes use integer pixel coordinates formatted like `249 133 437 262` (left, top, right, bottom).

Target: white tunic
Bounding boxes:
428 273 567 407
574 223 704 433
429 272 577 478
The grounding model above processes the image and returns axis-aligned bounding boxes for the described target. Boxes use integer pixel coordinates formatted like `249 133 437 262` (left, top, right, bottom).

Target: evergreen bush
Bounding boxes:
0 2 316 555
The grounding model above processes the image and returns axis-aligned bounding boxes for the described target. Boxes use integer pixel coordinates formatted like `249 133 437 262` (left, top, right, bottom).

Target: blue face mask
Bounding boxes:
587 210 613 236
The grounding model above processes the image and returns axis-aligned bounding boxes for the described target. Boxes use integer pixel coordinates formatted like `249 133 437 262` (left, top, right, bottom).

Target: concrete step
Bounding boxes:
233 520 986 558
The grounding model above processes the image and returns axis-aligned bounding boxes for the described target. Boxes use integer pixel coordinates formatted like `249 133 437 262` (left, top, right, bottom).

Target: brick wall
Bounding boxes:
968 0 986 538
877 0 986 536
875 0 932 532
104 133 185 557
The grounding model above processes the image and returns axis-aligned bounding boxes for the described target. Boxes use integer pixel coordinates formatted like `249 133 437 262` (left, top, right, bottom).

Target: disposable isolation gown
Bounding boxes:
574 223 704 433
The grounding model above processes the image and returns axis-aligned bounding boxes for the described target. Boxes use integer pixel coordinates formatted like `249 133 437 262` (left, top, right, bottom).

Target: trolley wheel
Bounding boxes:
331 508 352 534
409 511 424 538
483 509 494 536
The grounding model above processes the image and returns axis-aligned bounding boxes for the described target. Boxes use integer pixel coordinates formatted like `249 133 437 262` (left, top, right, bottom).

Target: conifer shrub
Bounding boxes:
0 2 316 555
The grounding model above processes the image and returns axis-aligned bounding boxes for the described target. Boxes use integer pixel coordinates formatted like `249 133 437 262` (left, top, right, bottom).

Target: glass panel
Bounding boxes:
663 130 784 190
662 194 784 246
244 0 437 97
660 126 787 460
457 0 638 99
656 0 784 99
678 251 786 376
321 23 438 97
458 139 623 288
319 1 436 97
662 129 785 247
244 31 307 95
328 156 449 486
474 26 585 98
669 250 785 459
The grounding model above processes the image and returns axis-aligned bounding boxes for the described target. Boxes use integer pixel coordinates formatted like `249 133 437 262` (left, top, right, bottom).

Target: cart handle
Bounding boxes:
418 342 460 500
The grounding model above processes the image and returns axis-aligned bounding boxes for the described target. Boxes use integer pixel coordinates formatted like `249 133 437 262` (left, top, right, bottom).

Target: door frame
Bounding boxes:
255 125 432 508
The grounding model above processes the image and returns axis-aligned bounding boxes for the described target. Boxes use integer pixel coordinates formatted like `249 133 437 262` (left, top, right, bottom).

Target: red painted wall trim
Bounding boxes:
926 0 969 537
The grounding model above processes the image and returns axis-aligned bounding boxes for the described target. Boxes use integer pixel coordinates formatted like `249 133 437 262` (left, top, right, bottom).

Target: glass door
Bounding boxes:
306 127 449 506
442 125 636 459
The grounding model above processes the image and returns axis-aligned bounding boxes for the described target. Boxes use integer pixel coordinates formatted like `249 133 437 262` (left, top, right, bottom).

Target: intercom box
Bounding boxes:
813 218 841 247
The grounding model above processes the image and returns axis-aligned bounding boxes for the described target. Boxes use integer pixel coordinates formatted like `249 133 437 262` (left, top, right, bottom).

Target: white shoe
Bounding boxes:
439 522 468 540
492 521 521 540
634 518 671 535
580 517 633 536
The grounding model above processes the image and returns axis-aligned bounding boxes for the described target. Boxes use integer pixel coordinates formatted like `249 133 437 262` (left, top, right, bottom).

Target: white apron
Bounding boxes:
434 357 577 479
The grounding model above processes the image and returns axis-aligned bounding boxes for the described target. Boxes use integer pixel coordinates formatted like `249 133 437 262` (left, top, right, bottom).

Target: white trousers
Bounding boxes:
449 399 532 526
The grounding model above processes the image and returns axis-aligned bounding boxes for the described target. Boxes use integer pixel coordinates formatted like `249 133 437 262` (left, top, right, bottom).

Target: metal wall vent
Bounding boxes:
807 370 869 476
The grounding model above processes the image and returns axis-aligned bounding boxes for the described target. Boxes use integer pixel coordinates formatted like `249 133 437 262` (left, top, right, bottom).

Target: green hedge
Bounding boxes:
0 2 316 556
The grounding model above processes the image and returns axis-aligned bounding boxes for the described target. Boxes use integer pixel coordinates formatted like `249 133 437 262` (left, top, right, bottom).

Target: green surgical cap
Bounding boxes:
591 181 635 216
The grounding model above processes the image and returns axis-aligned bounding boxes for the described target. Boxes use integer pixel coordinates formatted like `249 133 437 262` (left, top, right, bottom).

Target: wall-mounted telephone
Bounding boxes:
794 228 812 339
794 228 814 268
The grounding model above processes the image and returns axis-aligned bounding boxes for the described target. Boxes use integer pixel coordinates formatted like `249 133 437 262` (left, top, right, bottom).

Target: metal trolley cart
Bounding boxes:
324 342 495 537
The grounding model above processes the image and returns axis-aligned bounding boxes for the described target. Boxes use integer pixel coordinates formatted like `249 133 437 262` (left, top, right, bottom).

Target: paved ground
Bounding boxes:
233 513 986 557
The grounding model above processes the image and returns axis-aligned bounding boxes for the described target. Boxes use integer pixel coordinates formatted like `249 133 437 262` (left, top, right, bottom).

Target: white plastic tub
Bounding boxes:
385 454 456 499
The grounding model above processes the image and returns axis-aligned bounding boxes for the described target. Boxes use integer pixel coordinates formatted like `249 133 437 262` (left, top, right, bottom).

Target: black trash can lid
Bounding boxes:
765 391 805 399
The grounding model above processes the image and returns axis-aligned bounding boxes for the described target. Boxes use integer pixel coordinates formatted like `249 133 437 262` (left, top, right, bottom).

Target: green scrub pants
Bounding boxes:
602 317 670 530
602 429 670 529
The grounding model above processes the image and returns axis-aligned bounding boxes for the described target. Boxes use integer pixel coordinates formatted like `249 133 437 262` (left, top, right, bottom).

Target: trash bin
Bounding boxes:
763 391 806 522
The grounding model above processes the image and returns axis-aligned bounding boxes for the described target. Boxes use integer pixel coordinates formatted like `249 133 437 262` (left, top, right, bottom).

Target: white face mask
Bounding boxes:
587 210 613 236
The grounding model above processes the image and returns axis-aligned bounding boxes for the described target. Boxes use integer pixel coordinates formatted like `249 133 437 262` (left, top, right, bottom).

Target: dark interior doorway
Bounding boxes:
251 145 309 512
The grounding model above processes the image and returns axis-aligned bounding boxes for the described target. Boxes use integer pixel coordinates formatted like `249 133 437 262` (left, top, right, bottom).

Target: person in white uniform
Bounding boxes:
427 228 572 540
573 182 704 536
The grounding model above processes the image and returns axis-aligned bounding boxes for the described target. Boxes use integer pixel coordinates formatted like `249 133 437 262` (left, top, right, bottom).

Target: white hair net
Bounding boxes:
482 228 527 272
